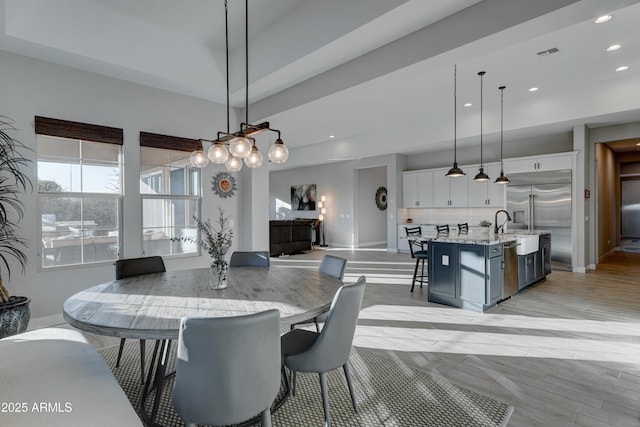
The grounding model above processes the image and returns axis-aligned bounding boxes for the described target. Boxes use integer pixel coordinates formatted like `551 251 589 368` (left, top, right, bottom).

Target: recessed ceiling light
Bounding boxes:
529 87 539 92
616 65 629 72
594 15 612 24
329 135 335 139
606 44 622 52
463 102 472 107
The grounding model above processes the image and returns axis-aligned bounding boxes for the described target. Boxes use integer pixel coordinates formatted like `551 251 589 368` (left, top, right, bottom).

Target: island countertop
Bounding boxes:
406 229 551 246
408 230 515 246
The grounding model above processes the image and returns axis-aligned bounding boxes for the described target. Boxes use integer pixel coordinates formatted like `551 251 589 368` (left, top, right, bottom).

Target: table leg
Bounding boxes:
141 339 171 427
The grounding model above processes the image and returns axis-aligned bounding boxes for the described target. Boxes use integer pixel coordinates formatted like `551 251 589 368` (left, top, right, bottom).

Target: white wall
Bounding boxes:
269 161 354 247
357 166 387 246
0 50 247 319
269 154 402 249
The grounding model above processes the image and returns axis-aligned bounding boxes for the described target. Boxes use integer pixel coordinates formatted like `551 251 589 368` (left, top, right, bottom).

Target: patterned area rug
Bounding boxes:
99 342 513 426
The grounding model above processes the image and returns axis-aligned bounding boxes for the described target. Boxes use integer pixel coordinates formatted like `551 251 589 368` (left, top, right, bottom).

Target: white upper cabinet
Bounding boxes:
402 171 434 208
467 164 504 207
433 168 468 207
401 153 572 210
503 153 573 175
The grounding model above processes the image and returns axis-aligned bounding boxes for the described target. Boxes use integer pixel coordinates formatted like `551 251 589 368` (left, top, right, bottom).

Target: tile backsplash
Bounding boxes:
397 207 497 227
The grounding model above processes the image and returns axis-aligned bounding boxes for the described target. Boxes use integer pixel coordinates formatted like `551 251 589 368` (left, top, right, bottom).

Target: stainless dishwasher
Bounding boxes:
502 241 518 300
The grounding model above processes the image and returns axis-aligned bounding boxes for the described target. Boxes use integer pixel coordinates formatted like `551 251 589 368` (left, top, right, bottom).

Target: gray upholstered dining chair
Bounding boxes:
172 309 281 427
229 251 270 267
290 254 347 332
281 275 366 427
114 255 165 383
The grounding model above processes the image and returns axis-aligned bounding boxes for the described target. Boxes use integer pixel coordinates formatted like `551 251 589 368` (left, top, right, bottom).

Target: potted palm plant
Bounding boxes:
0 116 32 338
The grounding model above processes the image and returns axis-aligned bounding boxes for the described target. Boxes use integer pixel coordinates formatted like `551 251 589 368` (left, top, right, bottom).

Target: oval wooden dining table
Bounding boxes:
63 265 344 426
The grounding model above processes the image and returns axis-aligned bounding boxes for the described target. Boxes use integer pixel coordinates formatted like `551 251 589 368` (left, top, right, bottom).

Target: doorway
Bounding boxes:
356 166 387 247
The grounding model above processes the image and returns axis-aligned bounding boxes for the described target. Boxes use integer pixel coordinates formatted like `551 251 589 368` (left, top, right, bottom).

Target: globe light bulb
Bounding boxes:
229 136 252 159
267 139 289 163
244 145 263 168
190 149 209 168
208 142 229 164
225 156 243 172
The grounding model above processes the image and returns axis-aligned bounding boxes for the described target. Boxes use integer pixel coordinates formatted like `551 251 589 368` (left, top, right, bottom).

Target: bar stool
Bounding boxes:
405 227 428 292
436 224 450 234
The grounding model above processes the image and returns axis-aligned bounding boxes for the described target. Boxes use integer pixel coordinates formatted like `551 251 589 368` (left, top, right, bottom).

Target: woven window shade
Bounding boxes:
139 132 201 152
34 116 123 145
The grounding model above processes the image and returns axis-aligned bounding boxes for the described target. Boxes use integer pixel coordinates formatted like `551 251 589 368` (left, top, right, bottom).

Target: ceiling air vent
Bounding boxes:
537 47 560 56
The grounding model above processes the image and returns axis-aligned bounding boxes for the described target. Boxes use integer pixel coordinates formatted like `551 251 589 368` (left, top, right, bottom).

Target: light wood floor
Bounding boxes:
271 248 640 427
73 247 640 426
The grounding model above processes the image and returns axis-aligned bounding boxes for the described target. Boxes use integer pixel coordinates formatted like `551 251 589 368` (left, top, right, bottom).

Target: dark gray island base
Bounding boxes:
427 232 550 313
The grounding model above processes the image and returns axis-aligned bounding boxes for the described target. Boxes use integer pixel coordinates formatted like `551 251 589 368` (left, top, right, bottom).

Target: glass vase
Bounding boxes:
209 258 228 289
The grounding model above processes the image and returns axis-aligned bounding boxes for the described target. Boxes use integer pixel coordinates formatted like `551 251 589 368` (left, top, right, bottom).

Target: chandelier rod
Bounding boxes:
225 0 230 134
245 0 249 127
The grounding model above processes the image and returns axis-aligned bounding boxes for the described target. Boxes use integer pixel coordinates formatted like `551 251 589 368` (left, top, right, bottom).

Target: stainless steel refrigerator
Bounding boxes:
506 170 572 270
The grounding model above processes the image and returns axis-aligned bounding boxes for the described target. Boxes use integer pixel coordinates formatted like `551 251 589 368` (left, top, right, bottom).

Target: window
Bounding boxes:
36 117 123 268
140 132 202 257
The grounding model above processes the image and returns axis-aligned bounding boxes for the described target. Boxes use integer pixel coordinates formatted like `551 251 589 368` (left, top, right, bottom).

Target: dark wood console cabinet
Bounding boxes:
269 220 314 256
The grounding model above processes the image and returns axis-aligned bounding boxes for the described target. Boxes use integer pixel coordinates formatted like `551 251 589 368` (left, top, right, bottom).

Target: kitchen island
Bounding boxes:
425 230 550 313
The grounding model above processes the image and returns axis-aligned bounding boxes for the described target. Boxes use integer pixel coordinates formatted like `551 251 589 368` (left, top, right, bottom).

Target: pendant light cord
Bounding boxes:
453 65 457 164
500 86 505 169
479 71 484 168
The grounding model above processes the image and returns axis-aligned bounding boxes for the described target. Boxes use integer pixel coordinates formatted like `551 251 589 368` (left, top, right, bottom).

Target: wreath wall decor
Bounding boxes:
375 186 388 211
211 172 237 198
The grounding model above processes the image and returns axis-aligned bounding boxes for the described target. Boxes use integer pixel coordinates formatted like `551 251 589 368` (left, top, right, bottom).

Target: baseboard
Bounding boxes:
357 240 387 248
27 313 65 331
572 266 587 274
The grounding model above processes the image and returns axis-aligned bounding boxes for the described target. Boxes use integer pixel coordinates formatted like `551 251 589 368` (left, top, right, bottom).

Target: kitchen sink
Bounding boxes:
511 234 539 255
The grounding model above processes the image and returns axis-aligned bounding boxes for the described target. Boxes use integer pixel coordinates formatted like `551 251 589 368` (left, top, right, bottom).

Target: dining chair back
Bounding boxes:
281 276 366 427
319 255 347 280
405 227 428 292
115 256 166 279
299 255 347 331
173 309 281 427
458 223 469 233
229 251 270 267
114 256 166 383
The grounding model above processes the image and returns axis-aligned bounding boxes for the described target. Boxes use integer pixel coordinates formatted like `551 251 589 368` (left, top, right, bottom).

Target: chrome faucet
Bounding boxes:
494 209 512 234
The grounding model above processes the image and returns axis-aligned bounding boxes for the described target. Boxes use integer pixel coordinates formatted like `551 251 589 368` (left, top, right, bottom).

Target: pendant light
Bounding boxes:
446 64 465 177
191 0 288 171
473 71 490 182
494 85 510 184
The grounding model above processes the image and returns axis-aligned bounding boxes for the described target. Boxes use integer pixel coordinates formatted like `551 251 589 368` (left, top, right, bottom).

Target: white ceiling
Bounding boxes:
1 0 640 169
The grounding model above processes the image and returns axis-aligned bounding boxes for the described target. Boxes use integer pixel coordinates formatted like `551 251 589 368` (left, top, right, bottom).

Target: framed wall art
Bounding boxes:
291 184 316 210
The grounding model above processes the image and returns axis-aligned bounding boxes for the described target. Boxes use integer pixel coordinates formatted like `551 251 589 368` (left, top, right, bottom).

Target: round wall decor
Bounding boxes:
211 172 237 198
375 186 388 211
